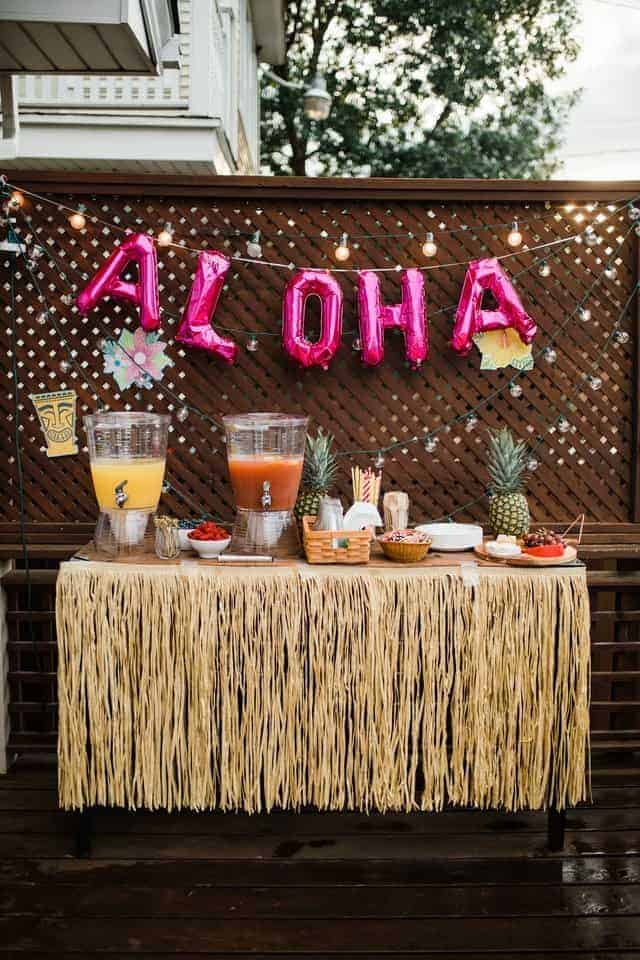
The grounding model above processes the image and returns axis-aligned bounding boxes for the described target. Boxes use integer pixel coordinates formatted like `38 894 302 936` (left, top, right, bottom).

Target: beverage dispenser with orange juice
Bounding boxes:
223 413 308 556
84 412 170 555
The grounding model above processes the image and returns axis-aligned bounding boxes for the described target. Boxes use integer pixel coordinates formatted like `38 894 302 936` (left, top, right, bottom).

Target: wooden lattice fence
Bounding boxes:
1 174 639 538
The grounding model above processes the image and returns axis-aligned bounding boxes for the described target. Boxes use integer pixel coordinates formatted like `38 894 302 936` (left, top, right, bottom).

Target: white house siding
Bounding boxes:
3 0 274 174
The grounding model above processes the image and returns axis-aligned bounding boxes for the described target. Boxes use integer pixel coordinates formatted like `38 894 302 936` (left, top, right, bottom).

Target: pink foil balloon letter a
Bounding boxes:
451 258 537 356
357 269 428 368
175 250 237 364
282 270 343 369
76 232 160 332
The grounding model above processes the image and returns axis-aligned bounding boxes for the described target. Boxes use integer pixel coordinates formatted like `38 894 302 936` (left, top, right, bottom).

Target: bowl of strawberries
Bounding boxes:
187 520 231 558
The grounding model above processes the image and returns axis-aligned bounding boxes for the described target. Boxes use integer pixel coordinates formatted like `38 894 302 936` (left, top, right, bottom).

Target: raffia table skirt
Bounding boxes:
55 560 590 813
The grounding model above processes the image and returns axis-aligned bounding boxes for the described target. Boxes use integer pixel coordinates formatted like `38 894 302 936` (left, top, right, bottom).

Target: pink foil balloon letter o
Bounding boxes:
282 270 343 369
76 232 160 332
357 269 428 368
175 250 238 364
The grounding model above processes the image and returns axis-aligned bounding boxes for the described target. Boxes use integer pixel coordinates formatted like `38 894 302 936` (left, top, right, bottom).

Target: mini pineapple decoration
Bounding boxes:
486 427 531 537
295 427 339 524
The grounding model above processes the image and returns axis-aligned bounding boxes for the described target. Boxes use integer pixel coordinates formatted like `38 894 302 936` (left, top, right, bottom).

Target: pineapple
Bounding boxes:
295 428 338 524
486 428 531 537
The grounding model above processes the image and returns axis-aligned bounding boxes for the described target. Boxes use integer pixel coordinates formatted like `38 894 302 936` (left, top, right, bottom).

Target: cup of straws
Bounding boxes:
351 466 381 508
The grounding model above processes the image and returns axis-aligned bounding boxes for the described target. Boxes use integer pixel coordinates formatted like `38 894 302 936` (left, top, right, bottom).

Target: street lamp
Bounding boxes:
302 76 331 121
262 68 332 121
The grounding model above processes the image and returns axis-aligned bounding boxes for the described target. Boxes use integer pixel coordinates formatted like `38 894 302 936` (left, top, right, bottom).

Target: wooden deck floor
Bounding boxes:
1 760 639 958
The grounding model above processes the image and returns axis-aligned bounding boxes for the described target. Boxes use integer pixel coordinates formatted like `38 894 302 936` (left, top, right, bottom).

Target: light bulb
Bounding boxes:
334 233 350 262
588 375 602 391
538 260 551 278
604 265 617 280
628 205 640 222
564 203 576 213
613 329 630 345
374 452 385 469
246 231 262 258
177 405 189 423
510 383 523 398
157 222 174 247
557 416 571 434
543 347 557 364
579 307 591 322
59 359 72 374
526 456 539 472
422 232 438 258
507 221 522 247
68 205 86 230
424 436 438 453
10 190 24 208
36 310 49 326
352 338 361 351
246 336 259 352
464 413 478 432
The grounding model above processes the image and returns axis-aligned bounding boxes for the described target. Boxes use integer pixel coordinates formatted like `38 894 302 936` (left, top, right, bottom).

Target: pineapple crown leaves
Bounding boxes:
302 426 339 491
486 427 530 497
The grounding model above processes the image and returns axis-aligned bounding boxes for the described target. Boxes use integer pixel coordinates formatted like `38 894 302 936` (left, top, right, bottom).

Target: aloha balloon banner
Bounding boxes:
76 234 536 373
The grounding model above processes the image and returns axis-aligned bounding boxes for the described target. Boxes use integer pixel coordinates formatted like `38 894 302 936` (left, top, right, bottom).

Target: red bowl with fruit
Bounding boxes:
187 521 231 558
521 543 565 558
521 528 567 558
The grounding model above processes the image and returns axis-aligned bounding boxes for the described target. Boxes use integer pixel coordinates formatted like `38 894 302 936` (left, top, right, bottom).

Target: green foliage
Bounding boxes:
261 0 579 177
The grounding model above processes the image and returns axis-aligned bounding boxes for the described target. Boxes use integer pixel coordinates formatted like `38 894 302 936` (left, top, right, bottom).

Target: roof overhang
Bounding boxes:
0 0 179 75
250 0 286 65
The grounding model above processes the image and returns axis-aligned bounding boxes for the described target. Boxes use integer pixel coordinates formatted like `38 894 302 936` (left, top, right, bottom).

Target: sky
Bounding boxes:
555 0 640 179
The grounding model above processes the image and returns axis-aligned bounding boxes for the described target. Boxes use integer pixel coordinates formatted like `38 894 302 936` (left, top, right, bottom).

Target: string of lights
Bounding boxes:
4 177 637 270
26 206 592 346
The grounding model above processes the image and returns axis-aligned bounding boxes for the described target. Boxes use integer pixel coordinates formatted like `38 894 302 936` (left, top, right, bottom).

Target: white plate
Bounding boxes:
415 523 483 552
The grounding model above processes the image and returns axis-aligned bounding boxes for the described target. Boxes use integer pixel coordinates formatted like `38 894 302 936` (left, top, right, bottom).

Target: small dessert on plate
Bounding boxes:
485 535 522 559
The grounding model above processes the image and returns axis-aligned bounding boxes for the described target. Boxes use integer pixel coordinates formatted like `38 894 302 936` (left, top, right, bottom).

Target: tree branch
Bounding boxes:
431 101 453 132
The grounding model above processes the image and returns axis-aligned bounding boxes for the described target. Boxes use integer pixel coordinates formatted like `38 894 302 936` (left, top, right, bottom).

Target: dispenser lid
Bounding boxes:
222 412 308 431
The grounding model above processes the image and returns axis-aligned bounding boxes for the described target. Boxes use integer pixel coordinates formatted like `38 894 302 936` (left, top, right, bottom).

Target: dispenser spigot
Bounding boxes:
261 480 272 510
114 480 129 508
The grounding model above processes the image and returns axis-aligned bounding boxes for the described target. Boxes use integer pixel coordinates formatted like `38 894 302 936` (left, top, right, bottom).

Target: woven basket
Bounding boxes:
302 516 372 564
379 539 431 563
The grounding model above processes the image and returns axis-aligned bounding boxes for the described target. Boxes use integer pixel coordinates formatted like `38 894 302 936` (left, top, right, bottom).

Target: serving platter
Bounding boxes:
473 541 578 566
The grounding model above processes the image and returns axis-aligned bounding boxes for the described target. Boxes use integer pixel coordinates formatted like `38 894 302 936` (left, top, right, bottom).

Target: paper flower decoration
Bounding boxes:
102 327 173 390
473 328 534 372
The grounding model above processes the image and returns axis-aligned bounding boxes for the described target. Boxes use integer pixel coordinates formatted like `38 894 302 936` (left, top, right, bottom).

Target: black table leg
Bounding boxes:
547 806 566 852
75 807 93 858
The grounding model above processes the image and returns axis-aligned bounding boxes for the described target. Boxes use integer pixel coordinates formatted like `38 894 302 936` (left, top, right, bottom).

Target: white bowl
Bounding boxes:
188 536 231 558
415 523 483 552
